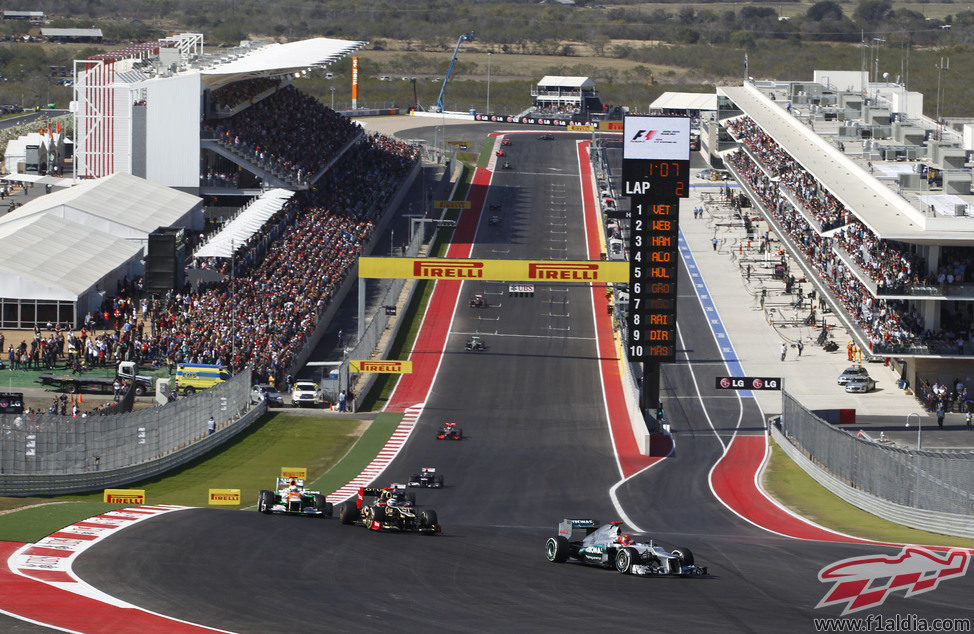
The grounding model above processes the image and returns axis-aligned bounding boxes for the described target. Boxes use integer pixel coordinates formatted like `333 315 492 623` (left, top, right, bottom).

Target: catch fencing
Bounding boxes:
0 370 251 479
779 390 974 517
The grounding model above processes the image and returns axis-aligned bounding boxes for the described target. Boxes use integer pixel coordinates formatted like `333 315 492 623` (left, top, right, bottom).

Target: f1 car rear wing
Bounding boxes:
558 519 600 538
277 477 305 488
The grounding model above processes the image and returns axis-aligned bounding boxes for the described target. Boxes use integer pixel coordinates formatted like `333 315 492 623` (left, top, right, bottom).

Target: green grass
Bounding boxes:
477 136 495 167
0 502 128 543
762 440 974 549
307 412 401 495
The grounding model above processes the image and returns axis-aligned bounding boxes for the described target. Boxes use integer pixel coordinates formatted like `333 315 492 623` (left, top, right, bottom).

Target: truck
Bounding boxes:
37 361 154 396
174 363 231 396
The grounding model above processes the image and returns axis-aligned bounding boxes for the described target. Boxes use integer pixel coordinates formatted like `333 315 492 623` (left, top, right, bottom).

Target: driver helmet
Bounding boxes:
618 534 634 546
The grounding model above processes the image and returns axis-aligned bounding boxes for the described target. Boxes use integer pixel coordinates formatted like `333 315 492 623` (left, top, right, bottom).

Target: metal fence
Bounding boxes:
320 223 428 402
780 390 974 516
0 371 251 476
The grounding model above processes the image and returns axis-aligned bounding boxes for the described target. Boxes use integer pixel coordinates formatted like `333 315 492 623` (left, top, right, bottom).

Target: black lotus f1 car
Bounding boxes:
545 519 707 576
408 467 444 488
337 485 440 534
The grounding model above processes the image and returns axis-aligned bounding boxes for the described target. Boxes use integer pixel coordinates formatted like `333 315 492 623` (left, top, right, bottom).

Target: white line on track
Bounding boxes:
450 331 594 341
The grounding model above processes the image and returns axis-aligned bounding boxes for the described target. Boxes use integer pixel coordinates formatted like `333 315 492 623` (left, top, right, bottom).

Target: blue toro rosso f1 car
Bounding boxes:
545 519 707 576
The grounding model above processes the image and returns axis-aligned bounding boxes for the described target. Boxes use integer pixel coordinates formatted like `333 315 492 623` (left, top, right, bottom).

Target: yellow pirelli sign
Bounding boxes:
280 467 308 480
567 124 594 132
599 121 624 131
103 489 146 504
208 489 241 505
349 360 413 374
434 200 472 209
358 258 629 283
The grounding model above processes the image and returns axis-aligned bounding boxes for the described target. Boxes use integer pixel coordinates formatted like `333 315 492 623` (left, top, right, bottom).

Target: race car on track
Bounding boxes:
469 294 486 308
538 133 554 140
408 467 444 488
488 215 501 225
258 477 333 517
501 138 511 146
338 484 441 534
436 421 463 439
488 202 502 210
495 150 506 157
545 519 707 576
465 335 486 352
502 161 512 169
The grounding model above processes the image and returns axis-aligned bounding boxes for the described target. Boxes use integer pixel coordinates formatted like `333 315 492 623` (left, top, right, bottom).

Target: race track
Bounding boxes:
70 128 972 633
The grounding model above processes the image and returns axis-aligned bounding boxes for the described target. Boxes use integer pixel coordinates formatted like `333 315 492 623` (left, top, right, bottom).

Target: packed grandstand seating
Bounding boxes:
727 147 973 356
210 77 281 112
203 85 362 185
23 133 421 404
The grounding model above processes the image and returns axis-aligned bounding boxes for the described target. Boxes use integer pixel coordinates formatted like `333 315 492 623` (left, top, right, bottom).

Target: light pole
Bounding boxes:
486 52 492 113
935 57 949 141
330 86 336 110
906 412 921 449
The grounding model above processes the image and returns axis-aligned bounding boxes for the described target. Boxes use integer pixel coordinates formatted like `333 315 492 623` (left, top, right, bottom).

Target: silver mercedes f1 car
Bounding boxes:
545 519 707 576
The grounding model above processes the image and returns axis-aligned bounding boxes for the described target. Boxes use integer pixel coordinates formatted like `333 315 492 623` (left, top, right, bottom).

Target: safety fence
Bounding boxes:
779 390 974 518
0 370 251 483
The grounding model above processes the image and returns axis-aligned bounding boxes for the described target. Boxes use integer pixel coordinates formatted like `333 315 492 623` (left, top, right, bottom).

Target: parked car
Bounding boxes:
251 384 284 406
291 381 324 407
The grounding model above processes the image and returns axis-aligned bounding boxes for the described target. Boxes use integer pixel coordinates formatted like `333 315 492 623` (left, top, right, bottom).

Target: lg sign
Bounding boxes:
715 377 782 391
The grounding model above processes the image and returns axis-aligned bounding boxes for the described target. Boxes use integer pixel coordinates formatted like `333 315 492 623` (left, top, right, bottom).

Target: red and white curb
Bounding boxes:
327 403 424 503
8 505 192 603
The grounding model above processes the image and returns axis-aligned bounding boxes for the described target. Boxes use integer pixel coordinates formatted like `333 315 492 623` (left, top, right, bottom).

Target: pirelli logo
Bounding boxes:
358 258 628 283
103 489 146 504
208 489 241 505
350 360 413 374
412 260 484 279
529 263 600 281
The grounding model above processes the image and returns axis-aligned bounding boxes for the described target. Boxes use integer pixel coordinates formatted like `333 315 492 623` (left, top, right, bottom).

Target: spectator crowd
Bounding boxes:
203 85 362 185
725 116 974 356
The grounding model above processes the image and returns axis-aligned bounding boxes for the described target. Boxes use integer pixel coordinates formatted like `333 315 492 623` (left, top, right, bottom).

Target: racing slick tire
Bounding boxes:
313 494 332 517
407 493 416 505
671 547 694 566
615 547 638 574
545 536 571 563
455 428 463 440
436 474 444 487
338 502 358 524
419 509 438 532
258 490 274 515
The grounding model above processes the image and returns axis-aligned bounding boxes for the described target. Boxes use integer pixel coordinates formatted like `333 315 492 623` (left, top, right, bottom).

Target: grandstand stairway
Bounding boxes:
201 138 307 190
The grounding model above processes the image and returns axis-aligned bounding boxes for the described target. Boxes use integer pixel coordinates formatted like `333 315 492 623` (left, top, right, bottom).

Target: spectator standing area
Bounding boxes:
700 78 973 413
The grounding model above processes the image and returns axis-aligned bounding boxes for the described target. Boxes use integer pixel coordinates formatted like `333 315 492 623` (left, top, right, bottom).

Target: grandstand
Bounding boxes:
701 74 974 394
73 33 365 193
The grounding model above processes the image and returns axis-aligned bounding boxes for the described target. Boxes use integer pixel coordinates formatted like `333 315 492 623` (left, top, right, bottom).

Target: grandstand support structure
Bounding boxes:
73 58 115 179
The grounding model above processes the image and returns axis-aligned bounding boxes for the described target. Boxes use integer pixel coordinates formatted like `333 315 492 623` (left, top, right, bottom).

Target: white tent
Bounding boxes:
195 188 295 258
0 172 203 240
650 92 719 112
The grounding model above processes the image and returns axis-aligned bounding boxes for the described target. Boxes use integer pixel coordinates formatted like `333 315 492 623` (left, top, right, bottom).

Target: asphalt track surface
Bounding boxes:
67 129 972 633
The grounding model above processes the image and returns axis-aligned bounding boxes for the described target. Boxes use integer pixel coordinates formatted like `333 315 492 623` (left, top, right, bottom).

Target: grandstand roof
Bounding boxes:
195 189 295 259
201 38 366 90
650 91 718 111
41 28 103 38
537 76 595 89
0 214 142 301
0 172 202 240
719 83 968 243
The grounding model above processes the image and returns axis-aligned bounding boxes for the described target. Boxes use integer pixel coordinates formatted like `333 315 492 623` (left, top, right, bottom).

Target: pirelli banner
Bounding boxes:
349 360 413 374
280 467 308 480
434 200 472 209
103 489 146 504
359 258 628 283
208 489 242 505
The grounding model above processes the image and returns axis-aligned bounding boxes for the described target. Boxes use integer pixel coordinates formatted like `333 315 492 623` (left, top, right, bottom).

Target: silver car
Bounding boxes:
845 376 876 393
545 519 707 576
837 365 870 385
251 384 284 406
